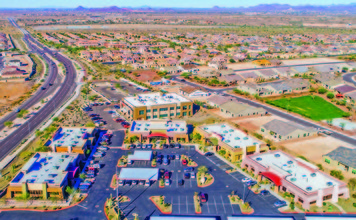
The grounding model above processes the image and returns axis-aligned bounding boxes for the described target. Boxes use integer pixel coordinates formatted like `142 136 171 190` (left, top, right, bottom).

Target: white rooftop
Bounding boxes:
124 92 191 107
51 127 93 148
11 152 79 186
228 217 294 220
131 120 187 133
201 123 261 149
305 217 356 220
250 151 341 193
128 150 152 161
119 168 159 181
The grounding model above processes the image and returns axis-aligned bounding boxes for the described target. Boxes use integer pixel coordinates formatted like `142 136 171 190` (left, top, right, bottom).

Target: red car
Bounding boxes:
122 124 130 128
200 193 207 203
164 171 170 179
182 159 187 166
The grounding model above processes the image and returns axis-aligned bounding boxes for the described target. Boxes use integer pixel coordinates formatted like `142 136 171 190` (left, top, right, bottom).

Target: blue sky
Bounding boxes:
0 0 354 8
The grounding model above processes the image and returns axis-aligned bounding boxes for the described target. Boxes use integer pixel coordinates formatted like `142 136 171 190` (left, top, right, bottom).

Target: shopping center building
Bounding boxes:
7 152 80 199
195 123 268 162
127 119 189 143
242 150 349 209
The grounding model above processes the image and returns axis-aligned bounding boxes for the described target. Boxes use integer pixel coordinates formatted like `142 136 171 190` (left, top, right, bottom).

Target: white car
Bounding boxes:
242 178 252 183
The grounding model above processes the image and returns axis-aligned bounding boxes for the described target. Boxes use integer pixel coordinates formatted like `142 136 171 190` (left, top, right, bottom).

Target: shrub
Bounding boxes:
326 93 334 99
353 203 356 208
318 87 327 94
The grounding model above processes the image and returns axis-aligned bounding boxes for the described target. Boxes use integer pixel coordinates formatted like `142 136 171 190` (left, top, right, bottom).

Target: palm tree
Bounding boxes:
198 166 208 174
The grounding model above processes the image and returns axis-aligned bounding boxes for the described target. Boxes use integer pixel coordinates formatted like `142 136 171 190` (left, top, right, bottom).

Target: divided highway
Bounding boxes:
0 19 77 160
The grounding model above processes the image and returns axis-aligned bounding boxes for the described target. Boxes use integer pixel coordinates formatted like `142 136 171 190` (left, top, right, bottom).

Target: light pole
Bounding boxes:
243 183 246 203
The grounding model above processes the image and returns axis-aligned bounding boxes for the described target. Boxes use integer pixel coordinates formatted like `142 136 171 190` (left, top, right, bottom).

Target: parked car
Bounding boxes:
260 190 270 196
163 144 169 149
136 144 142 149
182 159 187 166
145 181 150 186
139 180 145 185
178 179 184 186
157 158 162 164
164 171 170 179
242 178 252 183
132 180 138 185
274 200 287 207
146 144 153 149
130 144 136 149
184 173 190 179
205 152 214 156
165 179 170 186
191 172 196 178
175 154 180 160
246 180 257 187
105 102 111 105
175 143 181 149
169 143 175 148
118 180 124 186
125 180 132 186
200 193 207 203
163 158 169 165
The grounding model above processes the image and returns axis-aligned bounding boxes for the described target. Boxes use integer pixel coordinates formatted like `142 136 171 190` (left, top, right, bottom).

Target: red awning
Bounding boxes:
148 132 168 138
261 172 282 186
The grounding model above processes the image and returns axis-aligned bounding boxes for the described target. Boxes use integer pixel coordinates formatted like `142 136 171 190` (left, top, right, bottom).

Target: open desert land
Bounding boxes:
0 82 32 108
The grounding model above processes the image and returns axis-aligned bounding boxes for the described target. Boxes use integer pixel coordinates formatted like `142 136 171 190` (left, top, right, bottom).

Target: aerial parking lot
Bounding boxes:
115 146 285 220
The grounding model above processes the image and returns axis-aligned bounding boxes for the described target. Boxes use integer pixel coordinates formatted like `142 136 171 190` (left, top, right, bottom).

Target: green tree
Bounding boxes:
330 170 344 180
52 117 59 122
4 121 13 128
348 178 356 191
80 173 86 180
229 58 236 63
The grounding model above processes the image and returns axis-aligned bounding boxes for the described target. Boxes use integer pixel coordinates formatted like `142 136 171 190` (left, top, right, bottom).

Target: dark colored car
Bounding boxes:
205 152 214 156
274 200 287 207
246 180 257 187
130 144 136 149
260 190 270 196
156 158 162 164
184 173 190 179
169 144 175 148
178 179 184 186
184 167 194 172
163 144 169 149
41 87 46 90
175 143 181 149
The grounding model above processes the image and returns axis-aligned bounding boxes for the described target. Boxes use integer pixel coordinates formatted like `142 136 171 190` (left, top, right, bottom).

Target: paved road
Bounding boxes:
229 61 349 73
0 19 77 160
171 75 356 146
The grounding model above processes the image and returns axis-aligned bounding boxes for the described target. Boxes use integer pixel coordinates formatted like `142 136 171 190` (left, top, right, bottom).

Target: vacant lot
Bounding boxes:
267 96 346 121
0 82 32 107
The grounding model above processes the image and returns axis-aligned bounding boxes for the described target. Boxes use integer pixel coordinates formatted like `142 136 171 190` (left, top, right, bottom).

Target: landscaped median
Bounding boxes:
117 155 127 167
110 174 118 189
196 166 214 187
228 192 254 214
194 192 202 214
181 154 198 167
149 196 172 214
104 195 124 220
159 178 165 188
151 158 157 167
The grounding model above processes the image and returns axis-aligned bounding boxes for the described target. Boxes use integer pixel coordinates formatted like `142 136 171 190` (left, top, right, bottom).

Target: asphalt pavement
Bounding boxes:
0 19 77 161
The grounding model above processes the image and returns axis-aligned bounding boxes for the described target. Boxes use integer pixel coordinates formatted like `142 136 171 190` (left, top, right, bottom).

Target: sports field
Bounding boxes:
267 95 347 121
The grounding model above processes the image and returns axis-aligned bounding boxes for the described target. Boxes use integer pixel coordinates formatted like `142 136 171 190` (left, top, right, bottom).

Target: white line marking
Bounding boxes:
77 204 88 209
221 195 226 213
186 196 188 213
214 196 218 213
178 196 180 214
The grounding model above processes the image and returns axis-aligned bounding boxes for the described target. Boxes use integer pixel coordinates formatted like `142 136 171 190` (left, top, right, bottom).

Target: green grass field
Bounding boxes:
267 96 347 121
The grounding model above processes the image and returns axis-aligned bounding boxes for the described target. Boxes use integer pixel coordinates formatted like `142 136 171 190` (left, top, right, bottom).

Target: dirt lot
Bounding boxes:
232 115 281 131
0 82 32 107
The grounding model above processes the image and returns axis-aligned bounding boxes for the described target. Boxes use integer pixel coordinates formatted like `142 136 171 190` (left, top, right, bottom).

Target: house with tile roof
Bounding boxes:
323 146 356 176
219 101 267 118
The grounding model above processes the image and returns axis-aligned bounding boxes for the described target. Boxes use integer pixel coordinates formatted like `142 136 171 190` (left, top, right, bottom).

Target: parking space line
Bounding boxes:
176 172 178 187
186 196 188 213
221 195 226 213
206 199 210 213
213 196 218 213
178 196 180 214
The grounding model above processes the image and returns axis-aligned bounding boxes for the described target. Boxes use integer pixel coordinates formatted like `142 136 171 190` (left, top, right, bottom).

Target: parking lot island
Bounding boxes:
149 196 172 214
242 150 349 210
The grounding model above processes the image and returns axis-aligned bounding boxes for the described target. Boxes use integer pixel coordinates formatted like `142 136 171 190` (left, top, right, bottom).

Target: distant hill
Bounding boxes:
2 4 356 14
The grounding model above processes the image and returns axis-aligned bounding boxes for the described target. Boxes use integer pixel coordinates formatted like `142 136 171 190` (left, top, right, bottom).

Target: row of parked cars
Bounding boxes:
119 179 151 187
130 143 181 149
79 134 110 193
